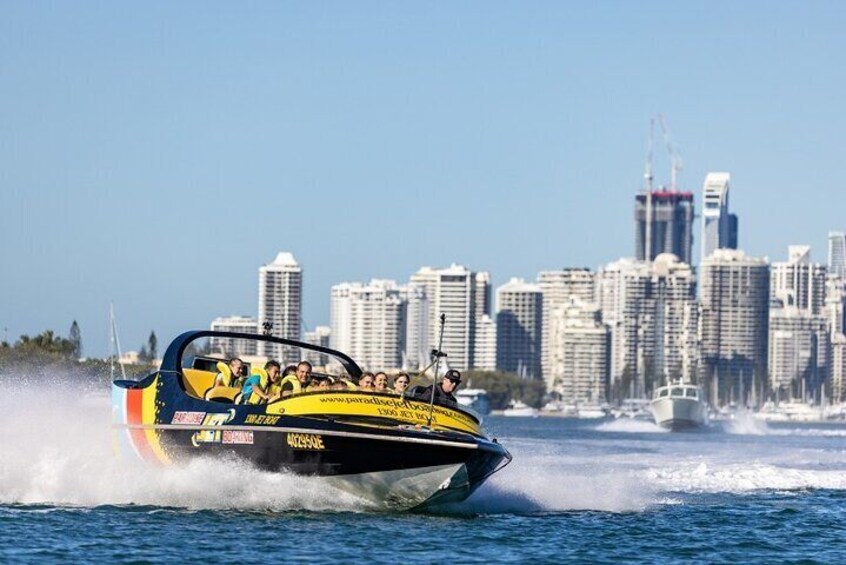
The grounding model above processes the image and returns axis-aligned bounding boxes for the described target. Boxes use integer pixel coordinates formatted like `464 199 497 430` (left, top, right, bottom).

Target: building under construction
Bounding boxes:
635 191 695 265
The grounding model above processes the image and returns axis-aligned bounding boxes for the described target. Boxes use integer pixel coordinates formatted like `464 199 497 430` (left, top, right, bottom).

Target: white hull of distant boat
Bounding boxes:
651 382 707 431
503 401 539 417
456 388 492 416
754 401 824 422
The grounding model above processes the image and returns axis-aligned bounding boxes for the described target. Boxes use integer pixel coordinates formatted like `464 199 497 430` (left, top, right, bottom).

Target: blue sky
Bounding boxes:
1 2 844 357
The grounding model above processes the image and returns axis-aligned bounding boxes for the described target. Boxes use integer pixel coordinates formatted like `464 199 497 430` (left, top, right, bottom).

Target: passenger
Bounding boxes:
392 372 411 394
272 365 301 399
373 372 389 392
296 361 313 386
358 372 375 390
241 361 280 405
214 357 243 387
420 369 461 404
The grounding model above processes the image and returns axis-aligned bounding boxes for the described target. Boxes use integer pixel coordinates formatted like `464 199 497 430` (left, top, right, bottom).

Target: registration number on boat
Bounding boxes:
286 433 325 450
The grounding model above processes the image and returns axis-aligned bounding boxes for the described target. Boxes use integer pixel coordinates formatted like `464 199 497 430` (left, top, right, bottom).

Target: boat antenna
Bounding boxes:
426 313 447 427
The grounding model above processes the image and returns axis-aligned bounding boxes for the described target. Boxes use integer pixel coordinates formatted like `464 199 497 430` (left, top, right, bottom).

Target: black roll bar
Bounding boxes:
159 330 363 380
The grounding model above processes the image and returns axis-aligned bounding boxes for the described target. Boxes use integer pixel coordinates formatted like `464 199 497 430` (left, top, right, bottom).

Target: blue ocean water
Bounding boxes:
2 392 846 563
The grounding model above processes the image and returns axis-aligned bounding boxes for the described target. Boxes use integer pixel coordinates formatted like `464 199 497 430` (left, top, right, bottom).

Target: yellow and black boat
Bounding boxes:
111 330 511 510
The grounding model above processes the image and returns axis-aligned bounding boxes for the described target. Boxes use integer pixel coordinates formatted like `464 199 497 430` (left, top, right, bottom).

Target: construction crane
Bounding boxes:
657 113 682 192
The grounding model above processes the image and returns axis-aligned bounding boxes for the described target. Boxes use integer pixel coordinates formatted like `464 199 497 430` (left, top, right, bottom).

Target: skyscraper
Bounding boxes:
700 172 739 260
474 314 497 372
258 252 302 362
548 296 610 404
768 306 828 401
537 268 596 385
209 315 259 357
303 326 332 367
329 280 407 371
409 264 491 371
634 191 695 264
597 254 698 399
770 245 827 315
496 278 543 378
700 249 770 406
829 231 846 279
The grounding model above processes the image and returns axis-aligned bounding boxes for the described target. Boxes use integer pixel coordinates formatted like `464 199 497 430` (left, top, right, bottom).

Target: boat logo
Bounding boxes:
171 411 205 425
190 412 237 447
221 430 254 445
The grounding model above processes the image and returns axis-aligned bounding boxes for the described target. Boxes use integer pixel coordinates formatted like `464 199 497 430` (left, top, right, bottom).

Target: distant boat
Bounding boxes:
503 400 539 418
754 400 823 422
651 381 708 431
612 398 653 421
456 388 491 416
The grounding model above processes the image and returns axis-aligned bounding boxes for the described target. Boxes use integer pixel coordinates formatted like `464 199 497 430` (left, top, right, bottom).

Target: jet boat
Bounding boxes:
111 330 511 510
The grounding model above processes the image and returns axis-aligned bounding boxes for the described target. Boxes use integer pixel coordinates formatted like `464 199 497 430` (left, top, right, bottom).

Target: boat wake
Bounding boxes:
0 380 371 513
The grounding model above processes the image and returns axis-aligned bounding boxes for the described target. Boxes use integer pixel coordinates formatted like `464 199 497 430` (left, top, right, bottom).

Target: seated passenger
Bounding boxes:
270 365 301 399
295 361 313 387
392 372 410 394
241 361 281 405
419 369 461 404
214 357 243 388
358 372 375 390
373 372 389 392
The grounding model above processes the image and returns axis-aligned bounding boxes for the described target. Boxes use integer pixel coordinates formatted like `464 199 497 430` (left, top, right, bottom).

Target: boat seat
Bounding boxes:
204 385 241 403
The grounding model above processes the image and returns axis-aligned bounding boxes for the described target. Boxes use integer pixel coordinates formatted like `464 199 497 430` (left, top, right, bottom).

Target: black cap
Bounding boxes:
444 369 461 383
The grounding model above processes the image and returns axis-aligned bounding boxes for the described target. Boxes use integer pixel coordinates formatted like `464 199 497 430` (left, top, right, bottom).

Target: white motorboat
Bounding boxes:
612 398 653 421
754 400 824 422
651 381 708 431
502 400 539 418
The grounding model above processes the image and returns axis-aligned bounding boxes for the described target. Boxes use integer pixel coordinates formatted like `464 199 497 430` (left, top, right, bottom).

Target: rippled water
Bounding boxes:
2 387 846 563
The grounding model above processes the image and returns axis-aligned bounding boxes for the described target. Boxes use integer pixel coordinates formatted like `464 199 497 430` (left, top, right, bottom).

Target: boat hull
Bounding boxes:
651 397 707 431
112 374 510 510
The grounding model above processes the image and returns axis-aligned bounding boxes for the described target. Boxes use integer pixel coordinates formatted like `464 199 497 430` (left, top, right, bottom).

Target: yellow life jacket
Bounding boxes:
244 368 269 405
279 374 302 395
215 361 232 387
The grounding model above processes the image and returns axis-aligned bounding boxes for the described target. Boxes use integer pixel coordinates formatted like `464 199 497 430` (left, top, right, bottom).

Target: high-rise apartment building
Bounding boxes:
303 326 331 367
700 172 739 260
408 265 491 372
257 252 302 362
829 231 846 279
474 314 497 372
771 245 827 315
209 315 259 357
635 191 695 264
596 254 698 399
769 306 829 401
537 268 596 384
496 278 543 378
825 275 846 336
831 333 846 403
402 284 428 370
329 280 406 371
548 296 610 403
700 249 770 406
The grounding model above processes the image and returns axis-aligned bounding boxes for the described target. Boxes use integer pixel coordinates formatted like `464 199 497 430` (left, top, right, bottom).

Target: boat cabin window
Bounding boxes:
685 388 698 399
670 387 684 397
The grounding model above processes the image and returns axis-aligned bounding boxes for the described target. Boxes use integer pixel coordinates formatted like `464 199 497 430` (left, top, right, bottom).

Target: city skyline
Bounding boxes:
3 3 846 357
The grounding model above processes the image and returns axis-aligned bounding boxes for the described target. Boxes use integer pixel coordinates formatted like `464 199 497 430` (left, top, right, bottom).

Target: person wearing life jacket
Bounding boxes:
269 364 303 400
241 360 280 405
214 357 243 388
